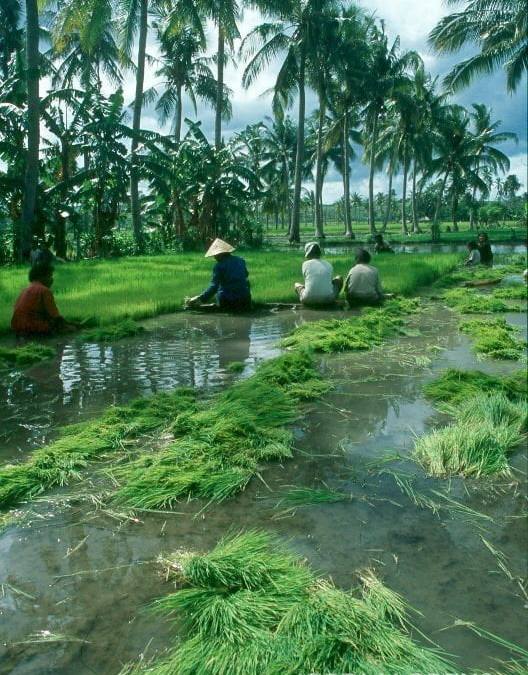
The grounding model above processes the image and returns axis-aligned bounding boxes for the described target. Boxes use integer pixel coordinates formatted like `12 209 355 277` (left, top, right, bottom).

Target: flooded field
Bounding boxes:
1 292 527 674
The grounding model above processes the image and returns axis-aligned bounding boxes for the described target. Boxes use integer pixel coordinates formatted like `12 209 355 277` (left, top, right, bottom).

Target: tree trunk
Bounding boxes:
55 140 69 258
342 114 354 239
289 45 305 244
215 25 225 151
367 111 379 236
432 171 449 242
20 0 40 261
130 0 148 253
314 99 325 238
382 151 394 232
175 84 183 145
452 189 459 232
411 158 420 234
401 143 408 235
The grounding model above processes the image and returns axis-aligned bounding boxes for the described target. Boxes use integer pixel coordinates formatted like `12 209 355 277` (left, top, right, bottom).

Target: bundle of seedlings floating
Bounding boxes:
124 530 450 674
281 298 420 353
113 351 330 509
424 368 527 406
442 288 523 314
0 343 55 369
80 318 144 343
459 317 527 360
0 388 197 509
273 486 350 517
433 263 526 289
413 391 527 478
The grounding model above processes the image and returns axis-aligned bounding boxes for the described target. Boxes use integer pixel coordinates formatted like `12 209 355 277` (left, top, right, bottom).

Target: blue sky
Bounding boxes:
114 0 527 200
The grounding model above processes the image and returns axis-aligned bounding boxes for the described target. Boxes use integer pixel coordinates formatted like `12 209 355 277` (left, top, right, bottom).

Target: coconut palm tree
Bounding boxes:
241 0 341 243
429 0 527 93
468 103 516 228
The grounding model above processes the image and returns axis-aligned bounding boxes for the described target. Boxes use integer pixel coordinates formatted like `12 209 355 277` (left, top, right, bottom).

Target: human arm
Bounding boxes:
198 263 221 302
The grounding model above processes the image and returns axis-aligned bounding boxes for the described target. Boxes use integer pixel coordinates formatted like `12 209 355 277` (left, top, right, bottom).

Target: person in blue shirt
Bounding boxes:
187 238 252 311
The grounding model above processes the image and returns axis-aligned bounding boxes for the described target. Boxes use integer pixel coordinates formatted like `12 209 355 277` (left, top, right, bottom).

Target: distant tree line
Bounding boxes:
0 0 526 260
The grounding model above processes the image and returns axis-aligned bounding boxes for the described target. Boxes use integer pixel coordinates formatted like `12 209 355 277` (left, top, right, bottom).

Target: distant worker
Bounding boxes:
11 264 75 336
187 238 252 312
465 240 481 266
344 248 385 308
294 242 343 307
30 236 55 267
477 232 493 267
373 233 395 254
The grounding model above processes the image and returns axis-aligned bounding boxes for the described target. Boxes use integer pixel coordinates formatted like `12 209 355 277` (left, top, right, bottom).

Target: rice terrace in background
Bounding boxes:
0 0 527 672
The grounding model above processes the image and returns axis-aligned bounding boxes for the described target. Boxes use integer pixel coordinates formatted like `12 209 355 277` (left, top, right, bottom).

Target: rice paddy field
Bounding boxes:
0 253 527 674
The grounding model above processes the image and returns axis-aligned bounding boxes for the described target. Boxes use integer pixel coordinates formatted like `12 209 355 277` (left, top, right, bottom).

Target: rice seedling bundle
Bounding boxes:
443 288 519 314
281 298 420 353
459 318 527 360
0 343 55 369
0 389 197 509
80 318 144 342
493 285 528 301
136 531 450 675
113 352 330 508
424 369 527 405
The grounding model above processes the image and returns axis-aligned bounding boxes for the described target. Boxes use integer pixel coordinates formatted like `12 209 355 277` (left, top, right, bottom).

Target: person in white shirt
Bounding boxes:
465 240 481 266
344 248 385 308
294 242 343 306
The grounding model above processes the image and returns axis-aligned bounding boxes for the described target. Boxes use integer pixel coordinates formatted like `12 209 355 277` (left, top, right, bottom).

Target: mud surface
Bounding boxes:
1 297 527 674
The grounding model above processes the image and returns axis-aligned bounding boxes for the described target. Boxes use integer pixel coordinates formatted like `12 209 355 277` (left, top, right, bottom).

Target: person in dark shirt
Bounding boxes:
187 238 251 311
477 232 493 267
373 234 395 254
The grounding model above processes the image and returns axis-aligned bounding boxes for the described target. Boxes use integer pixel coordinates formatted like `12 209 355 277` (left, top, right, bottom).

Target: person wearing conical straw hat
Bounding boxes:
294 242 343 307
186 238 252 311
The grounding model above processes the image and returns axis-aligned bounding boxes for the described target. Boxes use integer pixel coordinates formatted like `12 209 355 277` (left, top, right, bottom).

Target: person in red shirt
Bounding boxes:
11 264 73 336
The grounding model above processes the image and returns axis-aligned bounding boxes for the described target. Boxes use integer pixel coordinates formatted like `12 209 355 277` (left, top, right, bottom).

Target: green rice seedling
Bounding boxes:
0 343 55 369
274 486 349 516
79 318 144 342
282 299 420 353
113 352 327 508
413 422 524 478
424 369 527 405
226 361 245 373
493 285 528 301
443 288 518 313
453 392 527 433
0 388 197 509
459 317 527 360
141 530 451 675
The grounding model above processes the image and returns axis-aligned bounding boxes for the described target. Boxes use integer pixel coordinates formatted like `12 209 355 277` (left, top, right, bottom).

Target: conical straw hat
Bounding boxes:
205 238 235 257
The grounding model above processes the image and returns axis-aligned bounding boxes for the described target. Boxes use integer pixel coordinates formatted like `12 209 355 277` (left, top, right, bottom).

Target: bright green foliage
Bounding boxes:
493 285 528 301
80 319 144 342
433 263 526 289
443 288 520 313
226 361 246 373
113 352 329 508
0 343 55 369
459 317 527 359
414 391 526 478
0 253 459 333
276 486 348 510
0 389 197 509
282 298 420 353
424 369 527 405
137 531 451 675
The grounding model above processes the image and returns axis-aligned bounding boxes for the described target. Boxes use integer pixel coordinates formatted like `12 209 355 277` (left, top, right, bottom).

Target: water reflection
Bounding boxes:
0 311 309 461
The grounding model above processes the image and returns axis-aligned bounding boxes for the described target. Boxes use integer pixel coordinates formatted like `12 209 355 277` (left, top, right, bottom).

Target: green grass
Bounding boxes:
282 298 420 353
0 343 55 369
493 285 528 300
128 530 451 675
414 391 526 478
0 252 460 333
0 388 197 509
459 317 527 360
442 288 522 314
112 351 329 509
424 369 527 406
80 318 144 342
226 361 246 373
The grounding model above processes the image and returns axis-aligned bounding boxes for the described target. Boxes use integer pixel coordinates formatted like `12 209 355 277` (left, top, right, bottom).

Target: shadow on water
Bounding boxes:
0 302 527 674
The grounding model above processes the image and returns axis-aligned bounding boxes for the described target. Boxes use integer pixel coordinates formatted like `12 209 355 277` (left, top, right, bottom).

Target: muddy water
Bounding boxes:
1 302 527 674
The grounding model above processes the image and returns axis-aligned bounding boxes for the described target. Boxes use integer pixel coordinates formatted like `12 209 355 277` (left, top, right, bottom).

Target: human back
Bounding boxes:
302 258 335 304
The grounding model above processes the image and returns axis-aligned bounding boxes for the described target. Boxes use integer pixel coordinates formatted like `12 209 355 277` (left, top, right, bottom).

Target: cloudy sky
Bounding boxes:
114 0 527 201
